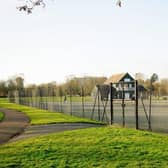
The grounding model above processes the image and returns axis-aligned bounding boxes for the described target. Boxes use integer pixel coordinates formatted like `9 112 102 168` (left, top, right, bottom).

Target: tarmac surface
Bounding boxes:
0 108 29 145
10 123 103 142
0 108 103 144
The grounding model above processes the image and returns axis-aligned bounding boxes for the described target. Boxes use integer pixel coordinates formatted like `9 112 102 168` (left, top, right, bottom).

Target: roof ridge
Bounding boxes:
104 73 131 84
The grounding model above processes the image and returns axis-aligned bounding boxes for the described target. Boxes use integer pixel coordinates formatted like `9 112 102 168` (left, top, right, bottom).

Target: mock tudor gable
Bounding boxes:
104 73 135 99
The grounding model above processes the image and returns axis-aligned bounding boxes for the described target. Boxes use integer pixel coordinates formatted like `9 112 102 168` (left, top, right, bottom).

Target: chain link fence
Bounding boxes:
8 82 168 133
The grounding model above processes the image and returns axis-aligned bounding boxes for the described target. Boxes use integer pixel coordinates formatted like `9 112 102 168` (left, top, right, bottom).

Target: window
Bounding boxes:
124 78 131 82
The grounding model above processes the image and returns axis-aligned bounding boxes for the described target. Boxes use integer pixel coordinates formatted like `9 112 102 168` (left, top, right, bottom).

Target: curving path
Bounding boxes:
10 123 104 142
0 108 104 144
0 108 29 145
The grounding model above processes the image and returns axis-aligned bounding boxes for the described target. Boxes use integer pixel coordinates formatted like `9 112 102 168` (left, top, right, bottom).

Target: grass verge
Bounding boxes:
0 99 99 125
18 96 93 103
0 126 168 168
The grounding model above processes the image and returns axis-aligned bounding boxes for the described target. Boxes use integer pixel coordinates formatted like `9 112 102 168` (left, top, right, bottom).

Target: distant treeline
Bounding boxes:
0 76 107 97
0 76 24 97
138 78 168 98
1 74 168 98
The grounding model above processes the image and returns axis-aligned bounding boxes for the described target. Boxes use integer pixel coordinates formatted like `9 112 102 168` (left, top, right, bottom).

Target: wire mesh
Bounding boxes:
9 84 168 134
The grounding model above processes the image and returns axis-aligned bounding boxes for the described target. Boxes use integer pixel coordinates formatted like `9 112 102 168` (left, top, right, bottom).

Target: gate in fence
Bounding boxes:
91 81 139 129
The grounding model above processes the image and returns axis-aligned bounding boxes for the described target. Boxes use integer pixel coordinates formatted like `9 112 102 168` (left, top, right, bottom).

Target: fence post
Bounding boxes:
27 89 29 106
110 83 113 125
34 89 38 108
38 88 41 109
60 94 63 112
30 89 32 107
122 82 125 127
97 85 101 121
45 87 48 110
70 86 72 115
18 89 21 105
81 86 85 118
135 80 139 130
52 88 55 112
148 80 152 131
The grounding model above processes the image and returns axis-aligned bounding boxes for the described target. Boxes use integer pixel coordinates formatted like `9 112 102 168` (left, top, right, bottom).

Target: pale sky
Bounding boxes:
0 0 168 84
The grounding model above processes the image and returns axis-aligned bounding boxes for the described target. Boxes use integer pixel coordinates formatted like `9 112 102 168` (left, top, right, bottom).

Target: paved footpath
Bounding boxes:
0 108 29 145
10 123 104 142
0 108 104 144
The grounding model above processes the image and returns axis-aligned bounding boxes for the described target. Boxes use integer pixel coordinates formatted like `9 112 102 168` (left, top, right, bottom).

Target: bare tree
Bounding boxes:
148 73 159 130
116 0 122 7
16 0 46 14
16 0 123 14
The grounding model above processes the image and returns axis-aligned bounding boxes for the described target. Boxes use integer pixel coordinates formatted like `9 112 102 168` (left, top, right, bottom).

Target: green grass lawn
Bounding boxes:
0 126 168 168
0 100 99 125
0 112 4 121
18 96 93 103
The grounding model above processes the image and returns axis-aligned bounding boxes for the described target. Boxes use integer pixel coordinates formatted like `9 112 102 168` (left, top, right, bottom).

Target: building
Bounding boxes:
104 73 135 99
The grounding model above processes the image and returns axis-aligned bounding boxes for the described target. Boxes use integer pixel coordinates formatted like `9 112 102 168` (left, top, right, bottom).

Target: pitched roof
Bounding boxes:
104 73 126 84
